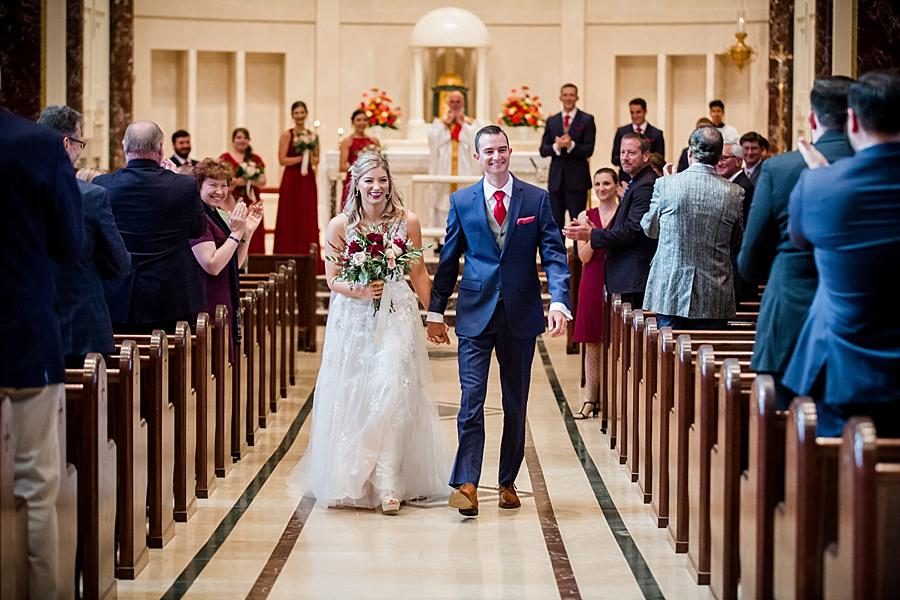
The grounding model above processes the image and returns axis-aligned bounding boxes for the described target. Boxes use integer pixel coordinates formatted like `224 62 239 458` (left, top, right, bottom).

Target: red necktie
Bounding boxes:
636 126 643 135
492 190 507 226
563 114 571 130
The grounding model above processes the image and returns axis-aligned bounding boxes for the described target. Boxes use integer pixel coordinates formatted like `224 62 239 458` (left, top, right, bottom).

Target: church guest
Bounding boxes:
739 130 765 185
572 168 619 419
170 129 197 170
220 127 267 254
647 152 666 177
95 120 206 333
427 90 479 234
611 98 665 183
782 70 900 436
708 99 740 145
37 105 131 367
1 96 83 599
676 117 714 172
640 127 743 330
540 83 597 228
275 101 323 271
339 108 380 211
715 141 755 303
737 76 854 408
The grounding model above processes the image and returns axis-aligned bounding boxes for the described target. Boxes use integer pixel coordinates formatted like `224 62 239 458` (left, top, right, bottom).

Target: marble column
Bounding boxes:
0 0 42 119
768 0 794 154
67 0 84 113
857 0 900 73
814 0 833 77
109 0 133 169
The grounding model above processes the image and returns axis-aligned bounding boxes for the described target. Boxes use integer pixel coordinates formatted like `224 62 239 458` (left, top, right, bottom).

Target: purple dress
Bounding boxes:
573 208 609 343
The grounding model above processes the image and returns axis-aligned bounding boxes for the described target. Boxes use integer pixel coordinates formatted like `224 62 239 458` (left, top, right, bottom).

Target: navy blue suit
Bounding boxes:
55 180 131 363
0 108 83 387
95 159 206 328
611 123 665 183
539 110 596 227
429 177 570 487
783 142 900 435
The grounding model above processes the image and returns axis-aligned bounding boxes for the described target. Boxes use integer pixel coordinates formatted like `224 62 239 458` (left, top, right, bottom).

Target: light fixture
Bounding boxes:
728 15 756 71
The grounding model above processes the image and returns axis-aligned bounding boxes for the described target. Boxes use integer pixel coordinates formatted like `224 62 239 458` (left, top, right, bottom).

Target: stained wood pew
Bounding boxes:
239 282 272 429
650 323 674 528
824 418 900 599
601 294 622 435
0 396 29 599
231 301 251 459
57 387 78 599
115 323 196 523
628 309 655 492
64 354 117 600
191 313 216 497
211 306 233 475
104 341 148 579
615 303 634 466
239 293 261 447
607 298 625 448
248 254 315 354
241 271 287 402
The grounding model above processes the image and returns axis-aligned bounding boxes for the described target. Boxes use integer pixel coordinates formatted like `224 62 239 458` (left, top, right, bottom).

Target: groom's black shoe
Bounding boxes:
449 483 478 517
498 483 521 509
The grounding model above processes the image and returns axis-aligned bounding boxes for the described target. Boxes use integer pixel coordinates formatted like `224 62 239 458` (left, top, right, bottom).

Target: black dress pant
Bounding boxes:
550 188 588 228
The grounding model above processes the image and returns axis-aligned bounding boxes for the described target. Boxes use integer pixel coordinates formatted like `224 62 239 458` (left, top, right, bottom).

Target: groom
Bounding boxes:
427 125 571 517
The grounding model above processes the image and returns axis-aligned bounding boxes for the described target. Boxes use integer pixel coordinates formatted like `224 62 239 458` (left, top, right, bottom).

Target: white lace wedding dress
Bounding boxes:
293 218 451 508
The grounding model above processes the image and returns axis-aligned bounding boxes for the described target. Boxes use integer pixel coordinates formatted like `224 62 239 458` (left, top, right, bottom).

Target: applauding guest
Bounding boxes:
221 127 267 254
611 98 665 183
190 158 263 349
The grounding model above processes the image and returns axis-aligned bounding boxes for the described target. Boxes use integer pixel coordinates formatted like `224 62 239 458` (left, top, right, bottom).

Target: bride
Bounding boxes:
294 151 450 514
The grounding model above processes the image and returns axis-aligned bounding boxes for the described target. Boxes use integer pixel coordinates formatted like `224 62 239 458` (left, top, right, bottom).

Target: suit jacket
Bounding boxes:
731 171 755 225
730 171 756 302
737 130 853 373
95 159 206 324
612 123 665 182
745 163 762 186
0 108 83 387
55 180 131 358
641 164 744 318
783 142 900 407
539 110 596 192
429 176 570 339
590 164 658 295
170 154 197 168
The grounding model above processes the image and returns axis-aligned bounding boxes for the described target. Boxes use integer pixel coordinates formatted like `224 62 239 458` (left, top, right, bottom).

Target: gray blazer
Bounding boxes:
640 163 744 319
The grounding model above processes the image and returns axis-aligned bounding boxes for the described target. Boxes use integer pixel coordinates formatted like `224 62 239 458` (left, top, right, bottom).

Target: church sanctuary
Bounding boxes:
3 1 900 598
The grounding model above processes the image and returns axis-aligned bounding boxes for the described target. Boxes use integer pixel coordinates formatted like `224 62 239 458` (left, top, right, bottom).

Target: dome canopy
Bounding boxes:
410 7 491 48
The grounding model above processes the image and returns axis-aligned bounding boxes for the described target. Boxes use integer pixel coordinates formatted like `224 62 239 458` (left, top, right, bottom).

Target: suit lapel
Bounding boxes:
501 177 525 257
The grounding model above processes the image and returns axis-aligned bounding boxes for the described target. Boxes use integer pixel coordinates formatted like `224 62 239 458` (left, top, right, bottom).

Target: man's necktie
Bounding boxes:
563 114 571 130
492 190 507 226
636 126 643 135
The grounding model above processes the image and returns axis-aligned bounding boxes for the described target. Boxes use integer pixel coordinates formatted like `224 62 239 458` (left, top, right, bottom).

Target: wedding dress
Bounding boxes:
293 218 451 508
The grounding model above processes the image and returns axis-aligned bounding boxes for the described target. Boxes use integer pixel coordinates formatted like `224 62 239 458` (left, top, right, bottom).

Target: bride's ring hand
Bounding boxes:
363 280 384 300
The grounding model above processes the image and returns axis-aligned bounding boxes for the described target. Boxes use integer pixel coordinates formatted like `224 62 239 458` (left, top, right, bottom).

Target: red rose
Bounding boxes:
369 243 385 257
392 238 408 253
366 232 384 245
347 240 363 254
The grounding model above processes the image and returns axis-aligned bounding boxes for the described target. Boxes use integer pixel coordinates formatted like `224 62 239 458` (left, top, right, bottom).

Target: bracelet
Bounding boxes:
228 234 242 244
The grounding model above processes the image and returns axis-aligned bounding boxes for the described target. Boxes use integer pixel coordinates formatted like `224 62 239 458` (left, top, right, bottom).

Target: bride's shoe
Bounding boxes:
381 497 401 515
573 401 599 420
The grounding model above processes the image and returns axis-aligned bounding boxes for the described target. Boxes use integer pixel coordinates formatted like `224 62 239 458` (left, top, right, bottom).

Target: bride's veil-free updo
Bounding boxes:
344 150 404 227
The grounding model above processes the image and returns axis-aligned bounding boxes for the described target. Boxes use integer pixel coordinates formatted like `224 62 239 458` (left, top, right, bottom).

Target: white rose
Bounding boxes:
351 252 366 266
384 247 396 260
245 165 257 177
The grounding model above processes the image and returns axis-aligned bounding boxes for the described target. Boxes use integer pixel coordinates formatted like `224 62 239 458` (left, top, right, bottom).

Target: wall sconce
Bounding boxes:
728 16 756 71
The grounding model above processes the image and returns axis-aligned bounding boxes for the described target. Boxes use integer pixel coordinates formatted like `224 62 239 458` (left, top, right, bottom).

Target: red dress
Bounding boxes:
340 136 379 210
219 152 266 254
275 130 323 271
573 208 609 343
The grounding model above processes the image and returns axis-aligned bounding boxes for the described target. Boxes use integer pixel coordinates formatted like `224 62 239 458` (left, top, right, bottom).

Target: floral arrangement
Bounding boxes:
360 88 402 129
328 225 428 312
498 85 544 129
235 160 264 199
293 136 319 155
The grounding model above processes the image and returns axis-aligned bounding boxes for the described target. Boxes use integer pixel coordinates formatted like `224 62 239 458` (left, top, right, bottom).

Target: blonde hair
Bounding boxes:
343 150 404 226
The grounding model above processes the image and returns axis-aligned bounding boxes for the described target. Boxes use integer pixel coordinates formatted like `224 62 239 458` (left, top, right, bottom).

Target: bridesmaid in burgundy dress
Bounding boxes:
275 101 322 271
572 168 620 419
339 108 380 210
219 127 267 254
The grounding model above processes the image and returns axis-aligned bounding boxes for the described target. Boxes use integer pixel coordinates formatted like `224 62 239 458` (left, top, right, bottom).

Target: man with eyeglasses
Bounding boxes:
37 105 131 368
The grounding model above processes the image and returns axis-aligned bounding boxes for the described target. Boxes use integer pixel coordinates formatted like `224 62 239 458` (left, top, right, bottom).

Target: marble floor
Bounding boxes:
117 329 709 600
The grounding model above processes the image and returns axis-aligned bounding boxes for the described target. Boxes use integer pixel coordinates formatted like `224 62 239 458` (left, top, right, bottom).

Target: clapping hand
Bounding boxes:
555 133 573 149
562 219 594 241
617 180 629 198
229 202 249 237
798 139 829 170
245 201 264 235
160 157 179 173
426 321 450 345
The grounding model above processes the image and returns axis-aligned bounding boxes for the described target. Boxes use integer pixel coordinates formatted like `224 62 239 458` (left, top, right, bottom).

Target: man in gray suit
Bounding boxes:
641 126 744 329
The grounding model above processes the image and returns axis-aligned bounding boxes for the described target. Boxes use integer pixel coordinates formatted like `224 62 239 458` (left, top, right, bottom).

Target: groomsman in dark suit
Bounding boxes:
739 131 766 185
540 83 596 228
169 129 197 169
611 98 665 183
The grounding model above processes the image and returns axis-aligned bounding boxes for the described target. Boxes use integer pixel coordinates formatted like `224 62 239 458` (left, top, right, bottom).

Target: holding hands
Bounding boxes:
427 321 450 345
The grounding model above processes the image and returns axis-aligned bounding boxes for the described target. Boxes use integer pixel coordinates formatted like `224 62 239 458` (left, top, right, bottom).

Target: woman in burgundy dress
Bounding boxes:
219 127 267 254
572 168 620 419
275 101 323 271
339 108 380 210
189 158 264 353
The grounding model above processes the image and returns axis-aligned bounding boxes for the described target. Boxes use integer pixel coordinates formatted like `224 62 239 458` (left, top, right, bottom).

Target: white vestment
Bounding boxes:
426 118 480 232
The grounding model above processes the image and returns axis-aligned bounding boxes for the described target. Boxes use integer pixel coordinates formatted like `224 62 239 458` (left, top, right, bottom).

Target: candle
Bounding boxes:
738 16 745 34
337 127 344 138
313 119 321 130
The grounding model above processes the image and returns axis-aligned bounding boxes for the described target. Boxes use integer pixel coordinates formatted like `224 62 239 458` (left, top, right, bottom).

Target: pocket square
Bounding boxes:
516 216 536 225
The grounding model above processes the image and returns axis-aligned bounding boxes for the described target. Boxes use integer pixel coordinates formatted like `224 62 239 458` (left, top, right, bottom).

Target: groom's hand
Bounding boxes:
547 310 567 337
426 321 450 345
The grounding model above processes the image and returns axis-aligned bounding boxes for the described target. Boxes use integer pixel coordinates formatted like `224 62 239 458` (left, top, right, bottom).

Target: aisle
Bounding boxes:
118 330 707 600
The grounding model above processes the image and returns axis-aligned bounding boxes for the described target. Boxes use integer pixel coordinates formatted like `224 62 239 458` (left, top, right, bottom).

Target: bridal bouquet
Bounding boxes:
498 85 544 129
293 132 319 176
328 225 428 313
360 88 402 129
236 160 265 199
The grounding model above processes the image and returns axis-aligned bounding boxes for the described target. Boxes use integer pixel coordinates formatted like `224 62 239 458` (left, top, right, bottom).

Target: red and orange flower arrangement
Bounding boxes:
498 85 544 129
359 88 402 129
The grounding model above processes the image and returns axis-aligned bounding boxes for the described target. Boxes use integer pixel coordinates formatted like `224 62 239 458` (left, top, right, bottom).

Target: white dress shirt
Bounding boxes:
553 108 578 155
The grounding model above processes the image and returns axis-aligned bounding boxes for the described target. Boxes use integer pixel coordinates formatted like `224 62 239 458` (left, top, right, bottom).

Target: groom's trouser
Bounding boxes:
450 301 536 488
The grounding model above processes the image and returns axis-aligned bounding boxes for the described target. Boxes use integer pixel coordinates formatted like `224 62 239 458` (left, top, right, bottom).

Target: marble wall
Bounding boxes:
768 0 793 153
110 0 134 168
67 0 84 112
857 0 900 73
0 0 42 119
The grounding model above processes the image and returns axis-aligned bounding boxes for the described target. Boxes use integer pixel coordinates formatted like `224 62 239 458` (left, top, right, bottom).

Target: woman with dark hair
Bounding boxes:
190 158 263 351
572 167 619 419
338 108 380 210
275 101 322 270
219 128 267 253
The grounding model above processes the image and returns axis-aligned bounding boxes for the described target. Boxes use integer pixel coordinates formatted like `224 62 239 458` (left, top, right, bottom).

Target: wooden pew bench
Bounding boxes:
238 282 273 430
248 254 315 354
0 397 29 599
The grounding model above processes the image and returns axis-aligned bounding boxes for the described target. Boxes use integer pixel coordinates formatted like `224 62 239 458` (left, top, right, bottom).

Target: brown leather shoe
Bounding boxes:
449 483 478 516
498 483 521 509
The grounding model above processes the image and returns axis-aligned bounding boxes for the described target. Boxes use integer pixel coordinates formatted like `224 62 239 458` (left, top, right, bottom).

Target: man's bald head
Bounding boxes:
123 120 165 161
